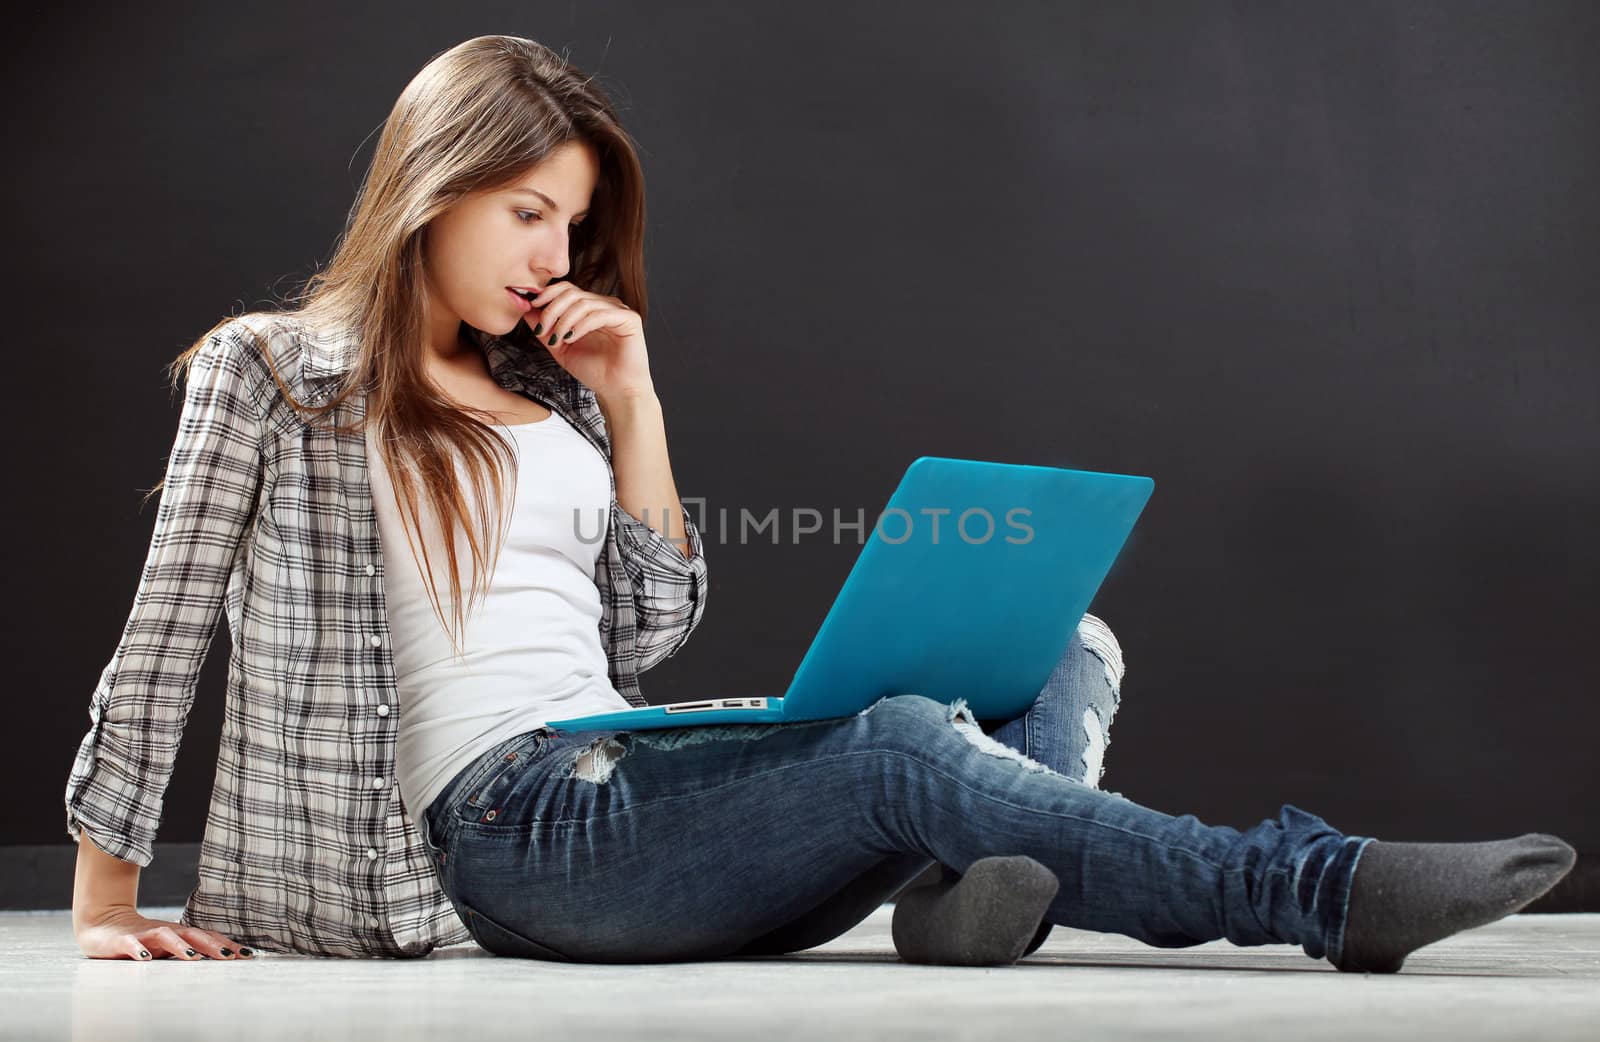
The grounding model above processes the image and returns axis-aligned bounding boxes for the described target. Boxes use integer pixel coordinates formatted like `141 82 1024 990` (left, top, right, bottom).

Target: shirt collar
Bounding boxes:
298 319 582 409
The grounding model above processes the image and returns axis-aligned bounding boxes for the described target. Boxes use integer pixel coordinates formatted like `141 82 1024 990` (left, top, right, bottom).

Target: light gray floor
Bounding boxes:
6 907 1597 1041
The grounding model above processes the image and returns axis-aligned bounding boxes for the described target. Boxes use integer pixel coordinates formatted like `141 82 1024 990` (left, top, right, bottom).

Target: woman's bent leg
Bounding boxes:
431 691 1371 965
979 612 1126 789
734 614 1127 955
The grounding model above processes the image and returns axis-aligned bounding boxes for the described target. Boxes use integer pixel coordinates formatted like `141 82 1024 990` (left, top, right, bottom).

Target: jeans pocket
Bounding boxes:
458 731 550 818
461 900 575 962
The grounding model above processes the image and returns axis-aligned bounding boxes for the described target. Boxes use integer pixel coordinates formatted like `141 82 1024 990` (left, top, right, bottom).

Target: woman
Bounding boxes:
66 35 1573 968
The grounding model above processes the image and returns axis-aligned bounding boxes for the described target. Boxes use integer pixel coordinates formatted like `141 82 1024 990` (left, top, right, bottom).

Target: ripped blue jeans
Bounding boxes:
418 617 1374 965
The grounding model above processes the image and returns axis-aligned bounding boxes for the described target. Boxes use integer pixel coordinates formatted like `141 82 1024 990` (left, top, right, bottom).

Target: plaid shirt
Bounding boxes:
64 315 709 957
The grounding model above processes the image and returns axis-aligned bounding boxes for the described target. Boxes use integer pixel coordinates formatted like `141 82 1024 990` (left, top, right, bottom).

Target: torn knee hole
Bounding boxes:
945 697 1057 775
1081 705 1108 787
570 736 628 784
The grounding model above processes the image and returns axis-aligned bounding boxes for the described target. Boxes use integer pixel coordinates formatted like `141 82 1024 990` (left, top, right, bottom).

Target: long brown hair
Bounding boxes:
146 34 651 657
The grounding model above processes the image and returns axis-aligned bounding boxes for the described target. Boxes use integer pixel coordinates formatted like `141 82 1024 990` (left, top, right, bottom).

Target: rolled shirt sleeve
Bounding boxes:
64 322 271 866
610 500 709 671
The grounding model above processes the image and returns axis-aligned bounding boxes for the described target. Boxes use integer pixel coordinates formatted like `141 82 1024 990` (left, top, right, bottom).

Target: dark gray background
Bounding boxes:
7 1 1596 886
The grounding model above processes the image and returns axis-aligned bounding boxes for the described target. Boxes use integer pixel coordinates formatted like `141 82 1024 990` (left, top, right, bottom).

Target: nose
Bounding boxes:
530 245 573 283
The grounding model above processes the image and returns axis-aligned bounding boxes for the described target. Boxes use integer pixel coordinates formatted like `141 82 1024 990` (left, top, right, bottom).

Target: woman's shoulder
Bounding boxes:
220 310 320 365
209 311 353 405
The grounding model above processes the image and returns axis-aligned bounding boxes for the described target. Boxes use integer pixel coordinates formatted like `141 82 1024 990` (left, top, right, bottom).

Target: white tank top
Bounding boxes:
364 408 634 822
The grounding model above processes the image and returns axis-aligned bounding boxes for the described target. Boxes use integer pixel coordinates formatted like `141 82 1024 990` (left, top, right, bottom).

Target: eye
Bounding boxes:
514 210 585 231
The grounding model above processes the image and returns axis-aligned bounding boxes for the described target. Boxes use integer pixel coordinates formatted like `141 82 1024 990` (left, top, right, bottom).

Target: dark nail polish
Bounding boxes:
139 950 150 959
184 948 196 957
563 331 573 340
239 947 254 957
547 333 557 347
533 323 542 336
219 947 233 956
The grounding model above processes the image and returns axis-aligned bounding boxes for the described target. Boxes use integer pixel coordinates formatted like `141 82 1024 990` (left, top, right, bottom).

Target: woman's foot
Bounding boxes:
1334 833 1577 973
891 855 1060 966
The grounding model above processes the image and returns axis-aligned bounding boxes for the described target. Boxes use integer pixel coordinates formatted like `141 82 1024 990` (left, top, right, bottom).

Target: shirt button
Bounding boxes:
366 848 378 860
376 704 391 716
369 634 383 648
366 563 376 576
372 777 387 789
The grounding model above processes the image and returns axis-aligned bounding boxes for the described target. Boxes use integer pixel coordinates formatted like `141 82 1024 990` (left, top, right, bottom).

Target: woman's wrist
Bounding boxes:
72 829 142 930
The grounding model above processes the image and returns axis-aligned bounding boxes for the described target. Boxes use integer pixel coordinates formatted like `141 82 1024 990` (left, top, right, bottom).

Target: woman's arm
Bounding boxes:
71 828 139 931
599 391 709 669
600 391 694 560
72 824 254 961
64 320 273 866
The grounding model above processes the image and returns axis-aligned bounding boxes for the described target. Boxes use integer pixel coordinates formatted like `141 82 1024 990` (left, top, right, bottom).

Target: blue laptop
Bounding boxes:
544 456 1154 733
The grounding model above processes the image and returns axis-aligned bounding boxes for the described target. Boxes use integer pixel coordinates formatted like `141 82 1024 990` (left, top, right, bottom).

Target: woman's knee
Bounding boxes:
856 693 993 754
855 692 956 733
863 692 1063 777
1077 612 1125 704
1075 614 1126 788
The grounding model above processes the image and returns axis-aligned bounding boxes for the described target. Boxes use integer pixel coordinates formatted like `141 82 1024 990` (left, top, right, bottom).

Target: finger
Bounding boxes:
125 936 154 961
129 932 169 958
182 927 250 959
544 299 601 348
528 280 571 309
524 282 560 320
148 925 201 960
530 286 583 342
525 292 550 333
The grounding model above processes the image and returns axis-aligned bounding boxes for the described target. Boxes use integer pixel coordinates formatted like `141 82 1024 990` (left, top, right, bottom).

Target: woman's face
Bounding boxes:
420 139 599 350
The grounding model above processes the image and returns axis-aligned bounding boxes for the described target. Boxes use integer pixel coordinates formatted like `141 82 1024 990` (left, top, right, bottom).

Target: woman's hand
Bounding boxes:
74 906 255 961
521 281 655 404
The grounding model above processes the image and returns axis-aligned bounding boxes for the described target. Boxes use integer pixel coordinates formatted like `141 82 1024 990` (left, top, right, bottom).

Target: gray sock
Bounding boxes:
1334 833 1577 973
891 855 1060 966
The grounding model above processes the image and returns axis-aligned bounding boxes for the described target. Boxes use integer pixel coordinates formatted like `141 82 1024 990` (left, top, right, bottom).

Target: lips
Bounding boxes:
506 287 535 312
